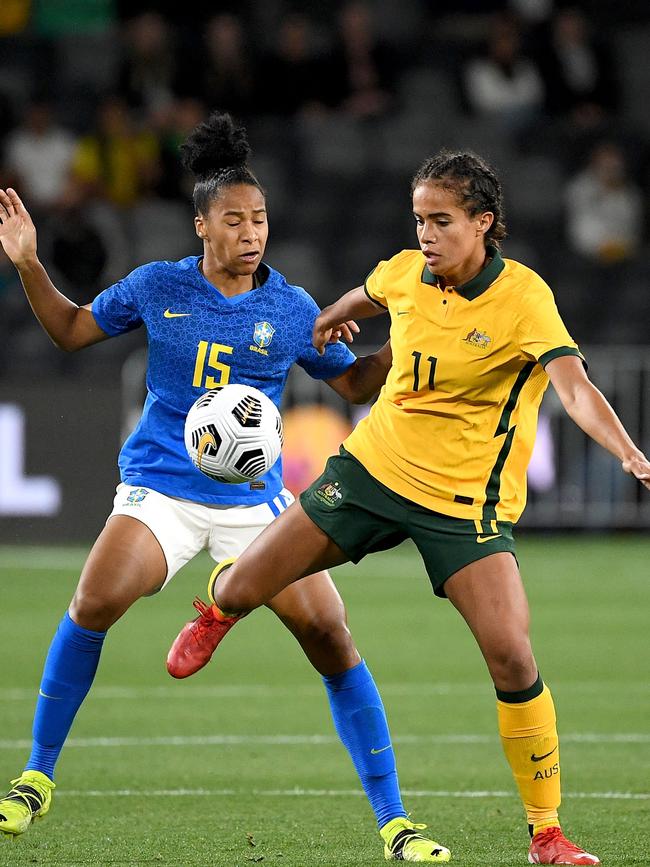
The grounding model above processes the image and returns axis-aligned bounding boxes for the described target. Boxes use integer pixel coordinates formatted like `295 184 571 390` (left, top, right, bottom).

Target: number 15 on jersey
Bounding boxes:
193 341 233 389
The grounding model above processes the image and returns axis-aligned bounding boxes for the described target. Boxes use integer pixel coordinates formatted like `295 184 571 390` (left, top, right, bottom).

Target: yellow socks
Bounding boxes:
496 675 561 832
207 558 240 620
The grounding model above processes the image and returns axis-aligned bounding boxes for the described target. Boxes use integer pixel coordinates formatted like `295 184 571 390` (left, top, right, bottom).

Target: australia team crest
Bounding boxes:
314 481 343 507
463 327 492 351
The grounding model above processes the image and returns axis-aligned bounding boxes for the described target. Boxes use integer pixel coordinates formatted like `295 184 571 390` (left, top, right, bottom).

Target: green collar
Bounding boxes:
421 245 505 300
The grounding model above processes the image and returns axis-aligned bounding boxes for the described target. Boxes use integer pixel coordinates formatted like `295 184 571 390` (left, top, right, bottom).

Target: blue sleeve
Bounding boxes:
293 288 356 380
298 341 357 380
91 265 148 336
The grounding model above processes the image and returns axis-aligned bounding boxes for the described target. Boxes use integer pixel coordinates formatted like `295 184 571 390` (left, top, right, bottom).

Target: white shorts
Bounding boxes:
108 483 295 590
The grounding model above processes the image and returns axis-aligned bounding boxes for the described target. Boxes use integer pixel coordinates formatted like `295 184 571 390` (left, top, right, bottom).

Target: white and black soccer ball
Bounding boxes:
185 384 283 484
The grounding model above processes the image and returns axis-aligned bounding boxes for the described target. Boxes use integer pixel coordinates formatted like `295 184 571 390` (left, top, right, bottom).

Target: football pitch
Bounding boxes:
1 536 648 866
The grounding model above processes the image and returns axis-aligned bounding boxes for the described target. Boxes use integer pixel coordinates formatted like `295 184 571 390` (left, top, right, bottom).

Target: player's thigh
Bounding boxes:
73 515 168 624
408 510 517 599
77 485 210 605
216 451 409 611
444 552 537 689
206 489 350 618
214 500 350 612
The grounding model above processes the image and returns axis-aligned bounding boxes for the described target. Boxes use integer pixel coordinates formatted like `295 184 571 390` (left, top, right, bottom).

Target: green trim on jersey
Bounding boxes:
538 345 585 369
420 245 505 300
494 361 537 437
483 361 537 524
364 285 388 309
364 269 388 309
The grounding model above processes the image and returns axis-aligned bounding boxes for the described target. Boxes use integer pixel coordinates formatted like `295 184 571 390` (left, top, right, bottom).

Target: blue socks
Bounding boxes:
323 659 406 828
26 611 106 780
25 617 403 830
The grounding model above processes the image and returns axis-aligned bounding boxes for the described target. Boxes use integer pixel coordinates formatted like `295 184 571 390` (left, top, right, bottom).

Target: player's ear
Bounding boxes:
475 211 494 237
194 215 206 240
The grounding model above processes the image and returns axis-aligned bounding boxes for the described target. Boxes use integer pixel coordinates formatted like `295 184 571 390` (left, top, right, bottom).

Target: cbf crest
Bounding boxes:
250 321 275 356
126 487 149 505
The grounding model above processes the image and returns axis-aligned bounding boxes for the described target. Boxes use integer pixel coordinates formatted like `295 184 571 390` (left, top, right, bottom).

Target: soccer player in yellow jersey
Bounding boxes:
169 150 650 864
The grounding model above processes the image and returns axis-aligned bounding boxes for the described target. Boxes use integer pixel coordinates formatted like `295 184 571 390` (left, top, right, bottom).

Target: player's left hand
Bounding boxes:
622 454 650 490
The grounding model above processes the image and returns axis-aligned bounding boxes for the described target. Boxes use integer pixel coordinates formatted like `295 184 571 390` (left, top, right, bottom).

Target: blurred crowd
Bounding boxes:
1 0 649 376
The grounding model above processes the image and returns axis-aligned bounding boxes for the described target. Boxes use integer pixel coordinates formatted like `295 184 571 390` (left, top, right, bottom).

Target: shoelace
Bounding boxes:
535 827 585 854
190 597 218 642
192 596 212 619
389 822 429 856
6 776 52 813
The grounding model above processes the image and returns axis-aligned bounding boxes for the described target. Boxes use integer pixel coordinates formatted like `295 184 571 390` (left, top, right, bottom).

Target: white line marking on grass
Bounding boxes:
1 684 489 700
2 681 648 701
54 788 649 801
0 733 648 750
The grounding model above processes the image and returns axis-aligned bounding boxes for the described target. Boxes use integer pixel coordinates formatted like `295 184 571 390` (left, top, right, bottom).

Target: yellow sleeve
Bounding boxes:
364 260 390 309
516 279 585 368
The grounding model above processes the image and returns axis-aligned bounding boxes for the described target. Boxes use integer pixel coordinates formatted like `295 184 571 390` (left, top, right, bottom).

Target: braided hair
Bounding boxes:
411 150 507 248
180 111 263 215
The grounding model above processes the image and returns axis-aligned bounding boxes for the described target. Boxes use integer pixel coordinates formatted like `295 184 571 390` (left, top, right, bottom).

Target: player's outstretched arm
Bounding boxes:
313 285 386 355
547 354 650 490
0 188 108 351
326 340 392 404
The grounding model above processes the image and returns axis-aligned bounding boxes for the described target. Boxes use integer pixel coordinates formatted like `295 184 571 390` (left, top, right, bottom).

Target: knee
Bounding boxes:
69 588 122 632
298 612 353 649
291 611 358 668
487 639 537 692
213 564 261 614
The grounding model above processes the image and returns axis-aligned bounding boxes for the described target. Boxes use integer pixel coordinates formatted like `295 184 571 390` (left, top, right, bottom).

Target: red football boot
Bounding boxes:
528 827 601 865
166 597 240 678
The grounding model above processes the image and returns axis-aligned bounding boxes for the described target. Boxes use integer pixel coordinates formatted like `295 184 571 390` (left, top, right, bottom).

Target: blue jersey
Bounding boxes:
92 256 355 505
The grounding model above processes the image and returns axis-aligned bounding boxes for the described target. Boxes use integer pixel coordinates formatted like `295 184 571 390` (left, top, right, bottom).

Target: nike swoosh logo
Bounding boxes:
477 533 501 543
164 309 191 318
397 311 409 316
370 745 392 755
39 689 62 700
531 746 558 762
197 431 217 472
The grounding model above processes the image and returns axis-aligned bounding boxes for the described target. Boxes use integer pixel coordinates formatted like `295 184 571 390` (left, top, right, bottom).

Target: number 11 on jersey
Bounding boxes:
412 351 437 391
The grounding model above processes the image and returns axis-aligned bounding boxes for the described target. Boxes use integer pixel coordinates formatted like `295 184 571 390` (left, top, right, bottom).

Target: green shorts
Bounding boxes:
300 448 516 598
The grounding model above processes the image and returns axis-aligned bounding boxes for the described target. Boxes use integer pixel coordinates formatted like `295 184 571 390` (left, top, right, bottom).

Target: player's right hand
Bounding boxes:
313 312 360 355
0 188 37 266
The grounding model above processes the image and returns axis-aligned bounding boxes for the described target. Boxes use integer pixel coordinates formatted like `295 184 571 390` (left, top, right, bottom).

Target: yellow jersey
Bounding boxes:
343 246 583 526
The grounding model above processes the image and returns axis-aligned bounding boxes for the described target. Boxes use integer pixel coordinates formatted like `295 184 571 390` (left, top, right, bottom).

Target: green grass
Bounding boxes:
0 537 648 866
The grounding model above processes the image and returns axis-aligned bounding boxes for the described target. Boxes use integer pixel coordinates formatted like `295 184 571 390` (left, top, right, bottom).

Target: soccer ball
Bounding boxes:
185 384 283 484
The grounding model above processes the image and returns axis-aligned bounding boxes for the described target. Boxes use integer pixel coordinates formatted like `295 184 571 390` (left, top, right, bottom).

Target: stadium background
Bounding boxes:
0 4 649 867
1 0 650 540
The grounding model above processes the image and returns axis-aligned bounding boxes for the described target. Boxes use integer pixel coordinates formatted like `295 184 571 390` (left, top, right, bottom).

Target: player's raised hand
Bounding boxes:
622 454 650 491
0 188 37 266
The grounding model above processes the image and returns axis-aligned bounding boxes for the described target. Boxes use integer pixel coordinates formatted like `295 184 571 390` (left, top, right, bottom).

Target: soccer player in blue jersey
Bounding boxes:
0 112 448 862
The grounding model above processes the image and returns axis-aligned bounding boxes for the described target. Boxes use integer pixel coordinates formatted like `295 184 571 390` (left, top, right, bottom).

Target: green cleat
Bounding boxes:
381 817 451 862
0 770 55 837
